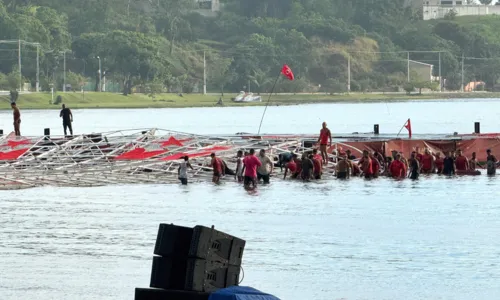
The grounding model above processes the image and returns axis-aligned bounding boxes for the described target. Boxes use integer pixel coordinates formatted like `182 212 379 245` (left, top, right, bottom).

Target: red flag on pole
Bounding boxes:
404 118 412 138
281 64 294 81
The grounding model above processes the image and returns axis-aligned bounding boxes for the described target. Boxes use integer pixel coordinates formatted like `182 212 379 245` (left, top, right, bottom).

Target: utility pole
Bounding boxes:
203 51 207 95
439 51 442 92
97 56 102 92
36 44 40 92
461 53 464 92
347 54 351 93
407 51 410 82
18 39 22 91
63 51 66 92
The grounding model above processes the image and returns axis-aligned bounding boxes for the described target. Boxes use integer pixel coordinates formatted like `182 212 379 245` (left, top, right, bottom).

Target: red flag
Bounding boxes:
281 64 294 81
404 118 412 138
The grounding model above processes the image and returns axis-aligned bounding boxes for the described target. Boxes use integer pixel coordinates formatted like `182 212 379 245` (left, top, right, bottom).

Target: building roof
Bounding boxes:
409 60 434 67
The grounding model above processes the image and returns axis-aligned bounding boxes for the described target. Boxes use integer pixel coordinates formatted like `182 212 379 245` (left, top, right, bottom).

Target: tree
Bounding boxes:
208 55 235 96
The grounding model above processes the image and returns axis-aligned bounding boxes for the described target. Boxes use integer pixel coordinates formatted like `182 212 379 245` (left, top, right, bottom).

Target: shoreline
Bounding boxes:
0 91 499 110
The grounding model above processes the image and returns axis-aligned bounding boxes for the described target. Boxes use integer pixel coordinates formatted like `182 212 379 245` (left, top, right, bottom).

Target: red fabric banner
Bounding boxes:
115 148 166 160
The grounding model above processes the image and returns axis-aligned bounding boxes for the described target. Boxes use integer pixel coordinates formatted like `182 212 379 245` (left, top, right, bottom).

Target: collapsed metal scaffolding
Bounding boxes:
0 129 314 189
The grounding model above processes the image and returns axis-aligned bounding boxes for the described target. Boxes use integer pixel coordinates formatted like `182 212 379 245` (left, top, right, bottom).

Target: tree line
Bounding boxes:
1 0 500 95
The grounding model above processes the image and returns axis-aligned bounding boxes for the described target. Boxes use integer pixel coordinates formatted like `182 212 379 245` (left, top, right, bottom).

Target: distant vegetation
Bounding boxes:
1 0 500 94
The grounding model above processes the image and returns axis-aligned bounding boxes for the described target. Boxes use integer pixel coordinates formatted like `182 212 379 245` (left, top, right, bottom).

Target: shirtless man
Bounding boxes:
469 152 480 170
336 155 350 179
11 102 21 136
317 122 332 164
358 150 373 179
486 149 497 176
301 154 315 181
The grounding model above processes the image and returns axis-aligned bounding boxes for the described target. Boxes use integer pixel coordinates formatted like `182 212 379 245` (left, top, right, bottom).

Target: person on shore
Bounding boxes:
358 150 373 179
243 149 261 189
257 149 273 184
235 150 244 183
486 149 497 176
60 104 74 136
178 156 193 185
435 152 444 174
301 154 314 181
389 154 406 179
317 122 332 164
312 149 323 179
11 102 21 136
442 151 455 176
409 152 420 180
420 148 435 174
336 155 350 179
455 149 469 172
210 153 223 184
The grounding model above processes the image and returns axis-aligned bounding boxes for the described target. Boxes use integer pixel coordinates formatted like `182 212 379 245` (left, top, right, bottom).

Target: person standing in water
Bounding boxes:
11 102 21 136
336 155 350 179
301 154 315 181
312 149 323 179
442 151 455 176
317 122 332 164
434 152 444 174
455 149 469 172
409 152 420 180
210 153 223 184
389 154 406 179
358 150 373 179
60 104 74 136
420 148 435 174
235 150 244 183
243 149 262 189
486 149 497 175
178 156 193 185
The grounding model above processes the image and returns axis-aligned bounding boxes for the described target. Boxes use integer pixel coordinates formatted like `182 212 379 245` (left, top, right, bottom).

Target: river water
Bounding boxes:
1 100 500 300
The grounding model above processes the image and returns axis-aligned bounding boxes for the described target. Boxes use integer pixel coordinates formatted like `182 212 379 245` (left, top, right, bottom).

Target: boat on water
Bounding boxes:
232 91 262 103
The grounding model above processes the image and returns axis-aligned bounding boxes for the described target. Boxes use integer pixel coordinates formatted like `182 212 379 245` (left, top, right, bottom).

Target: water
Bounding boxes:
0 98 500 136
2 100 500 300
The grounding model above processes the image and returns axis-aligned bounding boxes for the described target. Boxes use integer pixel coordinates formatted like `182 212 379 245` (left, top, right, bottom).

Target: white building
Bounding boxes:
195 0 220 16
408 0 500 20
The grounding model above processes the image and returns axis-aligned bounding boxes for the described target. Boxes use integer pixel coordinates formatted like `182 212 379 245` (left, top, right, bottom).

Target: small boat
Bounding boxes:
232 91 262 102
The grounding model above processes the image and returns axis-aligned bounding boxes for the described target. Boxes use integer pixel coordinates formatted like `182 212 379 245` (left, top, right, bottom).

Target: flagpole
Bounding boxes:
257 72 281 135
396 118 409 137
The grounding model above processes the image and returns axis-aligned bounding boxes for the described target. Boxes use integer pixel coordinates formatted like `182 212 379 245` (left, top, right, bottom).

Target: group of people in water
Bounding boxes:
176 121 500 187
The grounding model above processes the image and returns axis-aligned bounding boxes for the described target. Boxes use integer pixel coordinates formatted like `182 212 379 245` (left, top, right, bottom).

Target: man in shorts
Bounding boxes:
317 122 332 164
243 149 261 189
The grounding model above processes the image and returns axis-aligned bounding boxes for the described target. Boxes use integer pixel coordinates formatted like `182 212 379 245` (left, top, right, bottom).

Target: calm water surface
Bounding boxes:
0 99 500 135
2 100 500 300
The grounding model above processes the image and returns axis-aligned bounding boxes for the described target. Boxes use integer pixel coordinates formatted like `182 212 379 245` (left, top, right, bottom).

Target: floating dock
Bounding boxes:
0 128 498 189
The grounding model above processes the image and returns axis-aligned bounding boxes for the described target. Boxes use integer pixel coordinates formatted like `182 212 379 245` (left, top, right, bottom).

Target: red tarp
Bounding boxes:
7 139 32 148
115 148 167 160
160 136 184 147
0 148 29 160
161 151 213 161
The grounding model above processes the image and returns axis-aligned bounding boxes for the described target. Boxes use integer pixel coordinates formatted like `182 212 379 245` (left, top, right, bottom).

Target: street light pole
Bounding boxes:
63 51 66 92
97 56 102 92
36 44 40 92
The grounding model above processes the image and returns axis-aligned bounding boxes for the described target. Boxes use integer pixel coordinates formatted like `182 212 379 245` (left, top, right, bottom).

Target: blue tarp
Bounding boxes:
209 286 281 300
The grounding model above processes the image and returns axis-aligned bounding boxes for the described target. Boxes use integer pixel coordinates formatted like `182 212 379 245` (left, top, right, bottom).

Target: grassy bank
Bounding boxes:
0 91 499 110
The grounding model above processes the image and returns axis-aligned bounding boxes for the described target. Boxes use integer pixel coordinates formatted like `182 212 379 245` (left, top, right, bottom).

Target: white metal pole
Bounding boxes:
439 52 442 92
407 51 410 82
36 44 40 92
347 54 351 93
18 39 22 91
103 71 106 92
63 51 66 92
98 57 102 92
461 53 464 92
203 51 207 95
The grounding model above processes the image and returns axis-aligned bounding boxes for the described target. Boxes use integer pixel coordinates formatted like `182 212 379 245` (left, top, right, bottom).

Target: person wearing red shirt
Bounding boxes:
434 152 444 174
283 155 298 179
358 150 373 179
389 154 406 179
242 149 262 189
370 152 381 178
415 146 424 163
455 149 469 172
317 122 332 165
420 148 435 174
312 149 323 179
210 153 223 184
